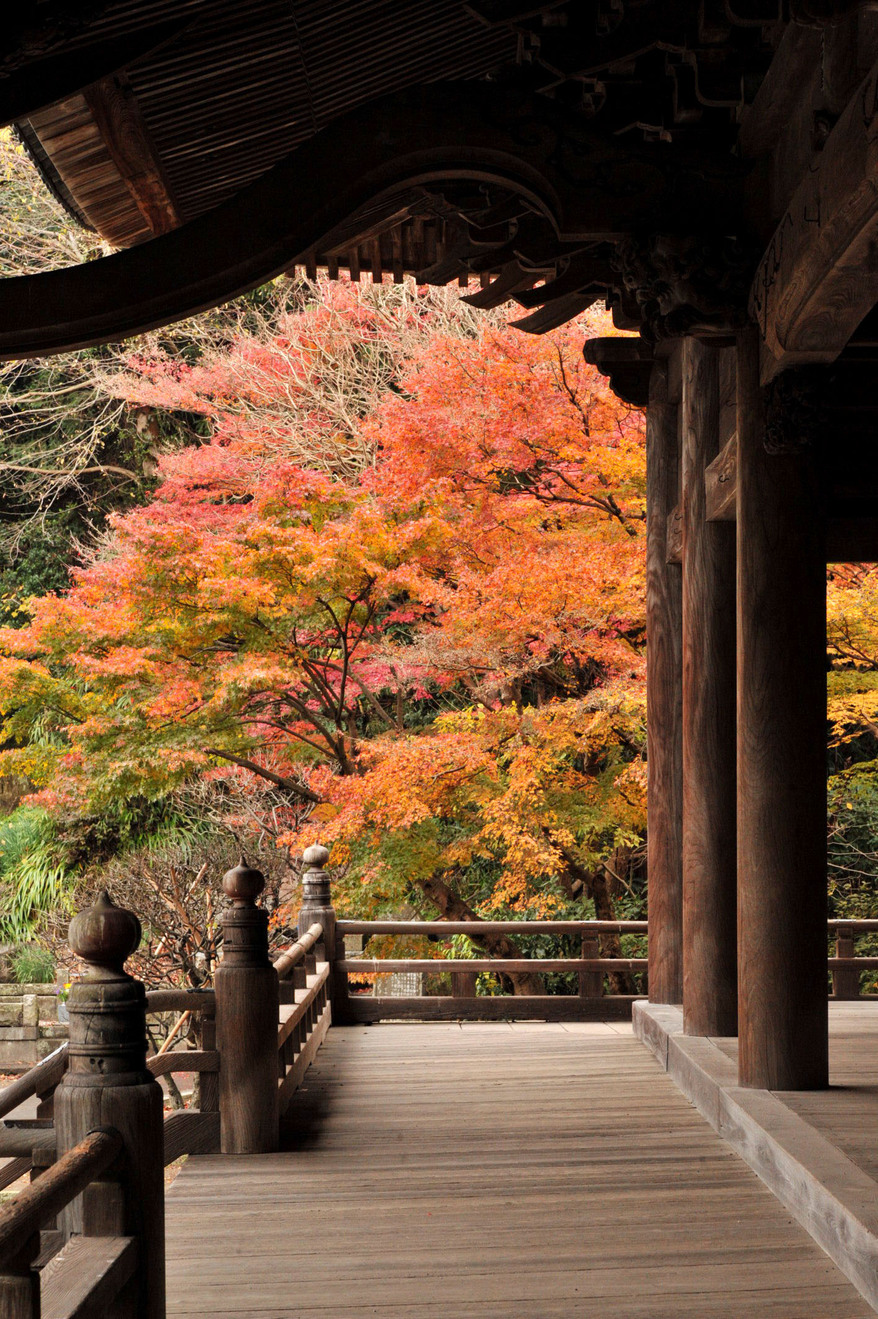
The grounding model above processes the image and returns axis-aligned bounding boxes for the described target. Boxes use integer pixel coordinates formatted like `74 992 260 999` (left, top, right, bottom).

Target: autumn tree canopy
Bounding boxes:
0 282 649 972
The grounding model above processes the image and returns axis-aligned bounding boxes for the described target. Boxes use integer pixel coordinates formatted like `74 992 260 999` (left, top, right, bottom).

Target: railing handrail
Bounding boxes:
0 1043 68 1121
144 989 216 1014
274 921 324 979
337 919 648 935
0 1123 57 1160
0 1126 122 1268
341 918 878 936
345 957 648 974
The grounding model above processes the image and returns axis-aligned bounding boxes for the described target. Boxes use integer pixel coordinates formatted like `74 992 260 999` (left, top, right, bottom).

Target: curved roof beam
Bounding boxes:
0 82 747 359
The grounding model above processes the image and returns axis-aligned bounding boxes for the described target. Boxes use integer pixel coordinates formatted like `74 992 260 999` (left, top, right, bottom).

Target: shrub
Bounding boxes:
11 944 56 984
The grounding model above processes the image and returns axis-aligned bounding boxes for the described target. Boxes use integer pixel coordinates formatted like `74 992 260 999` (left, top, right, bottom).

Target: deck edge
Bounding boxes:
633 1000 878 1314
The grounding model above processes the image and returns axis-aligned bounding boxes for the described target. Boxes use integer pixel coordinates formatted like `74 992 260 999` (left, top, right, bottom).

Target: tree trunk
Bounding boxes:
416 873 546 995
557 845 635 994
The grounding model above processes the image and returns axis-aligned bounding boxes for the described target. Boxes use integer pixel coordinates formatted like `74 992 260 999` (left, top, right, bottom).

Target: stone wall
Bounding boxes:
0 983 68 1071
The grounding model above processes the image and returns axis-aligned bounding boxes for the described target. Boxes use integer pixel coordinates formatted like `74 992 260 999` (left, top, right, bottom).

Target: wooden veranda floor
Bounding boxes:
165 1022 871 1318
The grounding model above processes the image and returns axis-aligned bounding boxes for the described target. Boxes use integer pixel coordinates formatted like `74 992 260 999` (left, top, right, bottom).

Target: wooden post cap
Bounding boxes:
67 891 141 980
301 844 331 909
222 856 265 905
303 844 330 870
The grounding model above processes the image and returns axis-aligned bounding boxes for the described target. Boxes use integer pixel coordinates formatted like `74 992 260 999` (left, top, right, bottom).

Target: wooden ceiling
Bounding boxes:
15 0 515 266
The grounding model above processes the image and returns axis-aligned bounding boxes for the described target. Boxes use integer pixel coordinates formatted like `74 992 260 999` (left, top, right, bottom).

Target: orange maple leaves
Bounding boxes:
0 283 647 913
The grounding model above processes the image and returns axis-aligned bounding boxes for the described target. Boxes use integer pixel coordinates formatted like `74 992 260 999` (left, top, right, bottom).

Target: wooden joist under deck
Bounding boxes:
164 1023 871 1318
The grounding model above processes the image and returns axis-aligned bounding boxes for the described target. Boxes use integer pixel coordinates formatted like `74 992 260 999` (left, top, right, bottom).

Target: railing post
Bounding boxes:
579 932 603 999
0 1234 40 1319
298 845 347 1021
54 892 165 1319
215 858 279 1154
833 925 860 1001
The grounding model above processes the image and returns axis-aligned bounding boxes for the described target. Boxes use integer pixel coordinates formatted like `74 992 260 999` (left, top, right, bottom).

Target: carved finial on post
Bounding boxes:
298 844 347 1021
55 892 165 1319
301 844 331 911
214 856 279 1153
223 856 266 906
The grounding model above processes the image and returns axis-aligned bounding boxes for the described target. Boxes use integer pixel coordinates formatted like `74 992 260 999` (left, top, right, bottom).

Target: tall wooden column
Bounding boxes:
646 358 684 1003
737 327 828 1090
681 339 737 1036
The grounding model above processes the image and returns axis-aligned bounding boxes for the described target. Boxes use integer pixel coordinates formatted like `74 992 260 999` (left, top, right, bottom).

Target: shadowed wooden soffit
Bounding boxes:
3 0 878 371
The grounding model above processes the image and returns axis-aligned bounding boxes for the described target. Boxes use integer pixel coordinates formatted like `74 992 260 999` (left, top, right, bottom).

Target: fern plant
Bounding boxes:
0 807 75 942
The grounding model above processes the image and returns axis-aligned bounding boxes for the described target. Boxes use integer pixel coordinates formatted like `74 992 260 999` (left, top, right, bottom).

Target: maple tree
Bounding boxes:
0 282 648 985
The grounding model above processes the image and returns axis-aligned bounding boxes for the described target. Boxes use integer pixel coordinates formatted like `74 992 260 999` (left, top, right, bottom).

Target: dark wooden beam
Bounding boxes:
0 81 746 360
751 52 878 381
646 358 684 1005
681 339 737 1038
666 505 683 565
704 432 878 561
736 325 828 1090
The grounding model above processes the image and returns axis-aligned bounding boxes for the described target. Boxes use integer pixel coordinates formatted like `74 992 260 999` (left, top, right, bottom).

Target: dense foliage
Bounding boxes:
0 283 649 987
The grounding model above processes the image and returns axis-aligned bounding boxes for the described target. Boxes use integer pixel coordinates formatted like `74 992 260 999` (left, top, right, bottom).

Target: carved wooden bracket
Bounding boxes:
613 234 755 342
583 335 653 406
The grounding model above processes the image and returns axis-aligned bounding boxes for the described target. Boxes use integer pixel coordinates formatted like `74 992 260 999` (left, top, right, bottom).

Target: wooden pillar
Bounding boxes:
681 339 737 1037
737 327 828 1090
646 357 684 1003
297 845 346 1021
215 858 279 1153
54 892 165 1319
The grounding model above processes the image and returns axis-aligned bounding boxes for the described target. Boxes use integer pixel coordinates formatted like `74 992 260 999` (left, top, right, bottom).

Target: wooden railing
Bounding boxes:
144 989 219 1163
275 922 332 1114
828 919 878 1000
0 1126 136 1319
0 892 165 1319
0 851 339 1318
334 915 878 1019
337 918 648 1022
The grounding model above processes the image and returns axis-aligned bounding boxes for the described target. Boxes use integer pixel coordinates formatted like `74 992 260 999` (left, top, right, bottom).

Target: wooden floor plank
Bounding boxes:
166 1023 872 1317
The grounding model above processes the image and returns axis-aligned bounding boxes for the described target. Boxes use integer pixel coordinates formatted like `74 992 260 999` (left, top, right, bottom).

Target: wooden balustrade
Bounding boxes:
273 923 324 981
344 958 649 974
333 914 878 1020
0 1046 69 1125
214 858 279 1155
276 959 331 1115
143 990 219 1164
336 917 648 1023
0 1127 134 1319
337 920 649 935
